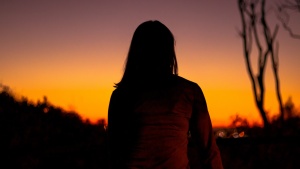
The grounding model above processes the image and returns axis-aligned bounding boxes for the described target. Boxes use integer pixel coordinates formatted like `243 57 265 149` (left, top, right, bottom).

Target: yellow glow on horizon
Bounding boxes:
9 79 287 127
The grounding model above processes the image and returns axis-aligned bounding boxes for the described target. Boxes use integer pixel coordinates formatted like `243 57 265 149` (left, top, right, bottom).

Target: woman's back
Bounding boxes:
108 75 222 169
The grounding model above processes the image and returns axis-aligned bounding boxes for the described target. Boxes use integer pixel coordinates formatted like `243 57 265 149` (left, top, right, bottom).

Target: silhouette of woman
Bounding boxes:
108 20 223 169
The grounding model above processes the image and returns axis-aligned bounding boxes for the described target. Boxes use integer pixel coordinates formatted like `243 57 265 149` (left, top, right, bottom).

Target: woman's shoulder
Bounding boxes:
173 75 200 88
171 76 206 103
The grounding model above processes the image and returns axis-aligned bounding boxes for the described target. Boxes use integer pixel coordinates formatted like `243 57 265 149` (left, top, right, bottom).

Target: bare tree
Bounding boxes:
238 0 284 129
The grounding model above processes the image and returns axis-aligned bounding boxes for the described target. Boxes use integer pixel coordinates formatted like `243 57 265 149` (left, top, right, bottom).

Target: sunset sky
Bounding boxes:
1 0 299 127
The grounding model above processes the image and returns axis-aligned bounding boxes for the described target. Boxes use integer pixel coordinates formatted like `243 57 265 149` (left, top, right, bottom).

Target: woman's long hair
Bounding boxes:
115 20 178 88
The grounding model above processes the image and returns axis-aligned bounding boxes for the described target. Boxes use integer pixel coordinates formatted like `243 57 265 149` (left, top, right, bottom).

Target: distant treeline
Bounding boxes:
1 84 108 168
226 96 300 138
1 84 300 169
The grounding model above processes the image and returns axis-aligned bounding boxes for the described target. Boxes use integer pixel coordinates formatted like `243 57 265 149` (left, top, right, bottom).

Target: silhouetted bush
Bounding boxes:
216 97 300 169
1 84 108 168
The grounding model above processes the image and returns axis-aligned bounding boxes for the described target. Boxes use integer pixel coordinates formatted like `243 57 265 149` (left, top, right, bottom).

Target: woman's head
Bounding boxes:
116 20 178 88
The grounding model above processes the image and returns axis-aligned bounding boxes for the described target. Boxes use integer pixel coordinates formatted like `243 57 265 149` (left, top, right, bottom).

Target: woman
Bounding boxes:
108 20 223 169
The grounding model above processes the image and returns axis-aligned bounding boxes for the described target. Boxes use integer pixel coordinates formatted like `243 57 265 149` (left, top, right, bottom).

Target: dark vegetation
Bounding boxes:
217 99 300 169
1 84 300 169
1 84 108 168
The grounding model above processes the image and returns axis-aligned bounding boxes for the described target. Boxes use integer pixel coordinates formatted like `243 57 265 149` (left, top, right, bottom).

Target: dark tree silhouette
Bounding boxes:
238 0 284 129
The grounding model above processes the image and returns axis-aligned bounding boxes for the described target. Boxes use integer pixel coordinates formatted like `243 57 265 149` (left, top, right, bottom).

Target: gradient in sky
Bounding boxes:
1 0 299 127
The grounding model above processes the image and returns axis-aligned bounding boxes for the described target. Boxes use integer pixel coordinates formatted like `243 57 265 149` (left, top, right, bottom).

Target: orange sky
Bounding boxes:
1 0 300 127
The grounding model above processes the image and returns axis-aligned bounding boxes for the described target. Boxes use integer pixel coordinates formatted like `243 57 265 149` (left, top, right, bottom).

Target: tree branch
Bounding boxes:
277 0 300 39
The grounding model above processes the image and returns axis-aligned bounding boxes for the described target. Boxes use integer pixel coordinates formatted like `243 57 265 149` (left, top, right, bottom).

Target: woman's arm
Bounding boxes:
189 84 223 169
107 90 124 168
